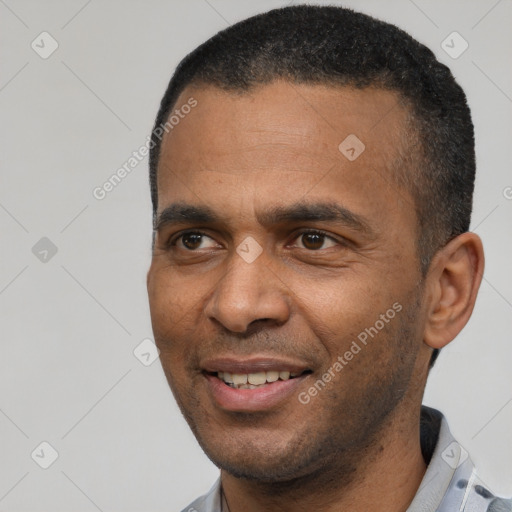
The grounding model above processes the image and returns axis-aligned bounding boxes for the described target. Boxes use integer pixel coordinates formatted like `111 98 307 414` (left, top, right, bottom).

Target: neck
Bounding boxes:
221 401 427 512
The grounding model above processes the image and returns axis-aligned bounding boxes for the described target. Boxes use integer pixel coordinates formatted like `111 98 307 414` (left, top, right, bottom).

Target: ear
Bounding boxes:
423 232 484 350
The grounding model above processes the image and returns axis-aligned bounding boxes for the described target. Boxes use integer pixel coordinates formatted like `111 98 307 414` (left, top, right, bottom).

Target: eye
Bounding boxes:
172 231 219 250
293 230 338 250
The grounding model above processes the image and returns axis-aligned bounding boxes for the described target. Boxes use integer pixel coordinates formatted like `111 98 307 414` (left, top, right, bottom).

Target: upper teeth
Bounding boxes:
217 370 301 388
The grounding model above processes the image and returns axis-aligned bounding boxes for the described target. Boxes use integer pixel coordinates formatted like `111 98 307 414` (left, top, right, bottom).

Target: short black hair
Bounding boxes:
149 5 476 368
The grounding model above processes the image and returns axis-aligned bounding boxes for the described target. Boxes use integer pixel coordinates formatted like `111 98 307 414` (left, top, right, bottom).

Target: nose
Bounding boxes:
204 249 291 333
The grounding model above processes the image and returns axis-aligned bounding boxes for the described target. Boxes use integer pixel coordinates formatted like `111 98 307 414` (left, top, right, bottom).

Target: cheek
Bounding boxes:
149 265 204 325
148 265 224 385
293 272 372 322
293 272 405 359
148 269 198 362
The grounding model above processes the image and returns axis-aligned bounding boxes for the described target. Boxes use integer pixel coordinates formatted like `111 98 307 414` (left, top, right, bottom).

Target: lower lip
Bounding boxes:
204 373 308 412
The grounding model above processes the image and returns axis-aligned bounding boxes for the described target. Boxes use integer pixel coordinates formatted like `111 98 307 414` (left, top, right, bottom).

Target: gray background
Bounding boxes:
0 0 511 510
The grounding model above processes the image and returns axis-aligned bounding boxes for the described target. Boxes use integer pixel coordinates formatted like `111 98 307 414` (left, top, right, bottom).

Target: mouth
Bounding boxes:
201 358 313 412
208 369 312 389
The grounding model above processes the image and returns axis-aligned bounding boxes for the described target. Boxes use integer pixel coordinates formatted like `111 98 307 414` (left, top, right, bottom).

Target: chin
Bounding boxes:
198 430 325 483
215 455 312 483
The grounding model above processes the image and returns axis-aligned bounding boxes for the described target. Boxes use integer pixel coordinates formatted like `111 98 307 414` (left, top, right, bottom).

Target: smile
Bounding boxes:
201 357 313 411
216 370 306 389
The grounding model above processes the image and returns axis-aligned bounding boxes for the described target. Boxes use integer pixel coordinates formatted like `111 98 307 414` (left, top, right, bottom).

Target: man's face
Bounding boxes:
147 81 430 482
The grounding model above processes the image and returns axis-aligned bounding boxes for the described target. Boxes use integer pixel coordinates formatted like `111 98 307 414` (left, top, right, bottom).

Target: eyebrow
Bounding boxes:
154 203 219 230
154 201 374 235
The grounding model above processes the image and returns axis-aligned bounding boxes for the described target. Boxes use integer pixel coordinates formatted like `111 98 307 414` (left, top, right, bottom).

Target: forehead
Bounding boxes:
165 81 405 150
156 81 415 230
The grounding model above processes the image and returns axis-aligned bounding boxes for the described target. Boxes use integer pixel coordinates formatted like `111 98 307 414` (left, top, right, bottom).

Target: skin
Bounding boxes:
147 81 484 512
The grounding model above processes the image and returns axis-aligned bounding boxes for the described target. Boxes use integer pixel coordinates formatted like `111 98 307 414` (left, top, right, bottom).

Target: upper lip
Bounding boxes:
201 356 310 375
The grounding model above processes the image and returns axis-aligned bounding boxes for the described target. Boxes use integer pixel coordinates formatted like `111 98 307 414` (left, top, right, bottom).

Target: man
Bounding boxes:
146 5 510 511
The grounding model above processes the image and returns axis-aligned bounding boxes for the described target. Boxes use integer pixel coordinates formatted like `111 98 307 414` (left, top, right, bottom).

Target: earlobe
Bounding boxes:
423 232 484 350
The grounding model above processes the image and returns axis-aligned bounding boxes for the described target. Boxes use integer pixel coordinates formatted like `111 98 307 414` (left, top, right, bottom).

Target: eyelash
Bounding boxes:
167 229 342 250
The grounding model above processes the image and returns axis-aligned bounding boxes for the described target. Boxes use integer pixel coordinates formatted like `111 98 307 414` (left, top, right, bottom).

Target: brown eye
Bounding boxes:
301 233 324 250
294 231 338 251
181 233 203 250
173 232 219 250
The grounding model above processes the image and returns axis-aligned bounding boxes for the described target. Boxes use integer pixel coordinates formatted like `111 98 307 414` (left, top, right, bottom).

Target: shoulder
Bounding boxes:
414 407 511 512
454 476 512 512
